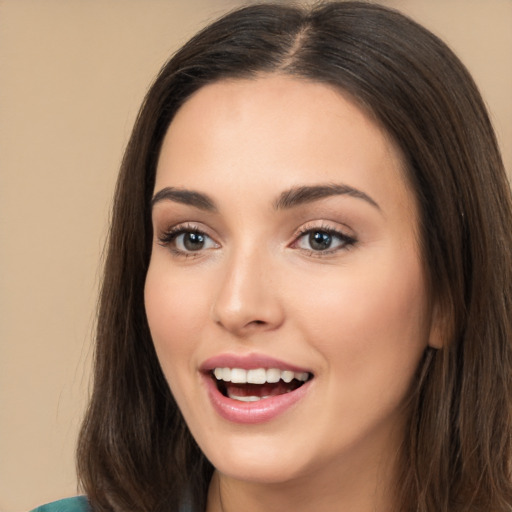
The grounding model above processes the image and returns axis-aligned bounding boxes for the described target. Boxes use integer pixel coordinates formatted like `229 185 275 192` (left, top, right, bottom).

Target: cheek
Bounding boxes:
291 249 429 387
144 261 207 377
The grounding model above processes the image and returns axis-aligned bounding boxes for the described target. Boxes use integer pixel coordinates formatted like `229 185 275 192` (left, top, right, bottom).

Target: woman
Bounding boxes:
34 2 512 511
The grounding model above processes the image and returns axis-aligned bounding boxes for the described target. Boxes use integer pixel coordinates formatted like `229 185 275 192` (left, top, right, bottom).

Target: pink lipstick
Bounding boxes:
200 354 313 424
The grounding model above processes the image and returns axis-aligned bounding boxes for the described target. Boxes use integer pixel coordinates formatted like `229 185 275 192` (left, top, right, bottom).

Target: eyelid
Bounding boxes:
157 220 213 240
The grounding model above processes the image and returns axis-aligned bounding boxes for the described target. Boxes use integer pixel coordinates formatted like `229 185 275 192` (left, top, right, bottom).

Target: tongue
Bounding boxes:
225 381 299 398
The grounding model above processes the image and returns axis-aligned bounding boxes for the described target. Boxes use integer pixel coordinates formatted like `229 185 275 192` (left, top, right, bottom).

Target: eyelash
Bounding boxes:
157 223 357 258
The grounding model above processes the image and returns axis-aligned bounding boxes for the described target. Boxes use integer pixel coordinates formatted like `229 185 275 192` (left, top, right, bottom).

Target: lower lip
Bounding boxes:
202 373 312 424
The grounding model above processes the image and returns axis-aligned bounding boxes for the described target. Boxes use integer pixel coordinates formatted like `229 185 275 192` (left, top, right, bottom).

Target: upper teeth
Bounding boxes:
213 367 309 385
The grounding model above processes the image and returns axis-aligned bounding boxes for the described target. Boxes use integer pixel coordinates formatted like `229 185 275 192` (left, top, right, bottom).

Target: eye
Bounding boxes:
158 225 219 255
293 227 356 253
174 231 216 252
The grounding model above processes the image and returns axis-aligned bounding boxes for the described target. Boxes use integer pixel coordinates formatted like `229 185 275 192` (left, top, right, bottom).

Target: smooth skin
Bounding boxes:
145 75 439 512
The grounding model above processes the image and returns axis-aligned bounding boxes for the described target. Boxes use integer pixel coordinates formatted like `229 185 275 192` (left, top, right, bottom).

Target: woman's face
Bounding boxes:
145 76 436 485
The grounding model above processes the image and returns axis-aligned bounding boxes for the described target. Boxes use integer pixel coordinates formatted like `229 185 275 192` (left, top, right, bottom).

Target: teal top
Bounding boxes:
30 496 90 512
31 495 192 512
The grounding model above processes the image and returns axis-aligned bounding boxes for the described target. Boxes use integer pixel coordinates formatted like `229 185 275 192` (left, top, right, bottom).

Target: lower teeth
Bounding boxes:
228 394 269 402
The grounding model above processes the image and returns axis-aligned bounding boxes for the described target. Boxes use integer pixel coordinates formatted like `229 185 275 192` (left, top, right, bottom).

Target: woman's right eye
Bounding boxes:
158 226 219 256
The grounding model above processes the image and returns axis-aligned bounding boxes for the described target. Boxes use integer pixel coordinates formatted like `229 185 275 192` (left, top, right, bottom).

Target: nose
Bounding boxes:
211 248 285 337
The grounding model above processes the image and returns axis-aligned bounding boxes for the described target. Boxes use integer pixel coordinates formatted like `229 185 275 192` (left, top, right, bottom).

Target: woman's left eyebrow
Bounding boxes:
273 184 380 211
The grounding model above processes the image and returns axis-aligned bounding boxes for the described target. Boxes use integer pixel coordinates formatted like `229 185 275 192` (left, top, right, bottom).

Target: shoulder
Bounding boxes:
30 496 91 512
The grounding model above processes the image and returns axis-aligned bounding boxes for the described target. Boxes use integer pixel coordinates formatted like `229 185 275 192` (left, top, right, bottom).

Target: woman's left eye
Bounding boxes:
293 228 356 253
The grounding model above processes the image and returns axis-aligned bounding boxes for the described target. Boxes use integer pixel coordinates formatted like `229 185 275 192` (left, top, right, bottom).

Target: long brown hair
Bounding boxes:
77 2 512 511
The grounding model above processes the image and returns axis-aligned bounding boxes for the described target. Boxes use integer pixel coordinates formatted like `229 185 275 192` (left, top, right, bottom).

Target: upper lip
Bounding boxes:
200 353 312 374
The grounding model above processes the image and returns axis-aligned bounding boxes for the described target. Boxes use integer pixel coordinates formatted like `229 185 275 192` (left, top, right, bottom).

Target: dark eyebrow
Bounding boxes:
273 184 380 211
151 187 217 212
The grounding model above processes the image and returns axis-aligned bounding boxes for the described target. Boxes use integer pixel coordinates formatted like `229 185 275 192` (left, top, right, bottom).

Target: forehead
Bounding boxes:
155 75 416 221
166 75 385 152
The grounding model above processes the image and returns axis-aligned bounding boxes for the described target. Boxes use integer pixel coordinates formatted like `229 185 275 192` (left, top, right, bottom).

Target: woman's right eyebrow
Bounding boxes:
151 187 217 212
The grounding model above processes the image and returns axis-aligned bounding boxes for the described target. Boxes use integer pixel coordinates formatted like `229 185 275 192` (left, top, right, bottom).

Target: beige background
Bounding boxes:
0 1 510 511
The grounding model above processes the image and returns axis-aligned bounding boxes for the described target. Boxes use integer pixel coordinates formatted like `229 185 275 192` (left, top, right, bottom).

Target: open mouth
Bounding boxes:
211 367 313 402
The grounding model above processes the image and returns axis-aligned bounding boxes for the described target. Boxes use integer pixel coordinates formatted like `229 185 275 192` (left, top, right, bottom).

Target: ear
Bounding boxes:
427 300 450 349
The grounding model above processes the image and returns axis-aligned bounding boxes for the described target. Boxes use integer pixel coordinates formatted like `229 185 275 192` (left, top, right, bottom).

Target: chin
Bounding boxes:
194 425 326 485
211 451 309 485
